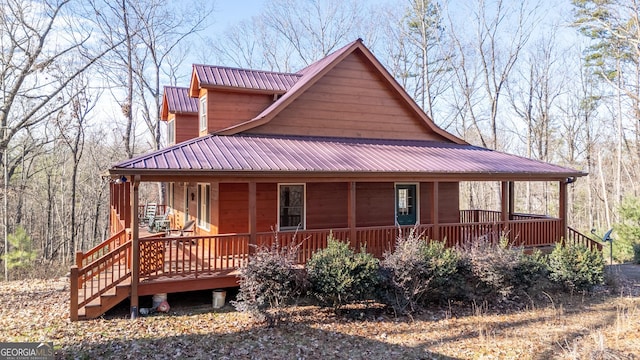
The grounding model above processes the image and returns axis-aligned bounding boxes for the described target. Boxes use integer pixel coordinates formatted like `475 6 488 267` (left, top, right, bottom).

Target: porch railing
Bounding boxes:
567 226 603 252
138 233 250 281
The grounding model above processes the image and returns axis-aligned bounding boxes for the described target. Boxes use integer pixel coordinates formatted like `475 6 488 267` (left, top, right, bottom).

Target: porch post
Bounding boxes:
348 182 356 244
559 180 568 241
248 181 257 254
431 182 439 240
501 181 509 238
130 175 140 319
508 181 515 220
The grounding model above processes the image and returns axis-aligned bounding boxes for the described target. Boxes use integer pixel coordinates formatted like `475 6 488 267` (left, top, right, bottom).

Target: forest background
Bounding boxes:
2 0 639 280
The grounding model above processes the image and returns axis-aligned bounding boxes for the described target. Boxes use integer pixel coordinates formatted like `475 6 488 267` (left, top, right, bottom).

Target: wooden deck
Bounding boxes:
71 210 602 320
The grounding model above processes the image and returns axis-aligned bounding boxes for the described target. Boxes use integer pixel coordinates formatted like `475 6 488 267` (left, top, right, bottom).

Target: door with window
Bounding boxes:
396 184 417 225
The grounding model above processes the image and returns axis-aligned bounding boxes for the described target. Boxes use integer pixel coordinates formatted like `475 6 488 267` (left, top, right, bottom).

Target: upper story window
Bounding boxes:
279 184 305 230
167 119 175 145
199 96 207 132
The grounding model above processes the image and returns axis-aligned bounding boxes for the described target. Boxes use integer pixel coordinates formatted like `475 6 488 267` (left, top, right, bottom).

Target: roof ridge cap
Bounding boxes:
193 63 300 77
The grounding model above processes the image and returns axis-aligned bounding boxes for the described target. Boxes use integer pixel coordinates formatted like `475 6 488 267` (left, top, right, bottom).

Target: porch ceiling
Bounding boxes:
109 134 586 182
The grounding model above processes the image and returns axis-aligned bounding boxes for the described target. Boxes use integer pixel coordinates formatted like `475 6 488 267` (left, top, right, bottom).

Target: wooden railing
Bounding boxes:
566 227 603 252
439 221 503 248
506 218 561 247
460 209 502 223
70 240 132 321
138 233 250 281
76 228 129 269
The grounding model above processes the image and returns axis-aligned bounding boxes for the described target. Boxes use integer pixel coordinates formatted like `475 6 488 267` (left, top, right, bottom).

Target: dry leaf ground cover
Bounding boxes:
0 264 638 359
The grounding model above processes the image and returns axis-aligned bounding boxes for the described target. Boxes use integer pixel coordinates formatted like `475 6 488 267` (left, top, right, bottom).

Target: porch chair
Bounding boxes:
140 202 158 226
149 208 171 233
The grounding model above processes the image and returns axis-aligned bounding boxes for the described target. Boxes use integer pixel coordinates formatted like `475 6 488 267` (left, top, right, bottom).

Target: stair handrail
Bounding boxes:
566 227 603 252
76 228 129 268
70 240 132 320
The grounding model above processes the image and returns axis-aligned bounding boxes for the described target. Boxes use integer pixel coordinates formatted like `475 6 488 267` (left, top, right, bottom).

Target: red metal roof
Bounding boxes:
111 134 584 180
193 64 301 93
163 86 198 114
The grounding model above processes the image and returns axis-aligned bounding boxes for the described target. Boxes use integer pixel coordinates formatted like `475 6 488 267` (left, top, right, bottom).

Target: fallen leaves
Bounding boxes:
0 270 638 359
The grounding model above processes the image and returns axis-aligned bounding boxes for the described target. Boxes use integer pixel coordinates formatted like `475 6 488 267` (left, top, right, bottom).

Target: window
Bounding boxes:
197 183 210 230
199 96 207 131
279 184 305 230
167 119 175 144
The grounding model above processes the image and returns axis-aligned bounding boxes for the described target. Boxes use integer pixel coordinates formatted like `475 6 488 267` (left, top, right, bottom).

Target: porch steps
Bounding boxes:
78 281 131 320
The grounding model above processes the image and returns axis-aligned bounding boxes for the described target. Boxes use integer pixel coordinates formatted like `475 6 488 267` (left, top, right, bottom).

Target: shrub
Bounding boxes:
380 229 458 314
233 238 301 326
306 236 379 310
2 226 37 272
612 197 640 262
548 242 605 293
634 243 640 264
463 235 522 301
462 235 550 302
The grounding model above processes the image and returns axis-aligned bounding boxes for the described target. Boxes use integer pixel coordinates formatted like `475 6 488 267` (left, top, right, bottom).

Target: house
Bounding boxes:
70 39 600 321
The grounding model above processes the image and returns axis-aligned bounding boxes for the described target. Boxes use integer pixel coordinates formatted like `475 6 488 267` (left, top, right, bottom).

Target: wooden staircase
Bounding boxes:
79 279 131 320
70 229 133 321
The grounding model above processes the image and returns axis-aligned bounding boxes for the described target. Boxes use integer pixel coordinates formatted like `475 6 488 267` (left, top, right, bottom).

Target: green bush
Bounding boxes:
380 229 458 314
306 236 379 310
548 242 605 292
2 226 37 272
233 238 302 325
613 197 640 262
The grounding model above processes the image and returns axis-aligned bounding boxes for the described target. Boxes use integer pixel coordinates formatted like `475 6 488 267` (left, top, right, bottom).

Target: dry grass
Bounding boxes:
0 267 638 359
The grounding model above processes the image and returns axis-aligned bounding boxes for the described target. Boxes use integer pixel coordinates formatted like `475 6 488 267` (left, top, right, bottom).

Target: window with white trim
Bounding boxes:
167 119 175 145
197 183 210 230
199 96 207 131
279 184 305 230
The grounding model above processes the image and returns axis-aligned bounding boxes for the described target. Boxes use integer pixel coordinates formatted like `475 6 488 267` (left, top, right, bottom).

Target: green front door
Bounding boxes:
396 184 417 225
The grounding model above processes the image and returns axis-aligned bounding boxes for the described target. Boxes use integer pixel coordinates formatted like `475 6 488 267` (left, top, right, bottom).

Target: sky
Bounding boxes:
210 0 268 33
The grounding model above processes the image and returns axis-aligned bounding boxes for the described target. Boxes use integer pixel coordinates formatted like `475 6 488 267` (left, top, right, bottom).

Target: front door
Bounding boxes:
396 184 417 225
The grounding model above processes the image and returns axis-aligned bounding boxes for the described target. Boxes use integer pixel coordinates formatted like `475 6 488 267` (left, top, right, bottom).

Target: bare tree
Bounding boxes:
447 0 537 150
0 0 116 280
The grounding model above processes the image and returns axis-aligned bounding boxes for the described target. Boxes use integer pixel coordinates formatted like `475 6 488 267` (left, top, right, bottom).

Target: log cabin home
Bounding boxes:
70 39 601 321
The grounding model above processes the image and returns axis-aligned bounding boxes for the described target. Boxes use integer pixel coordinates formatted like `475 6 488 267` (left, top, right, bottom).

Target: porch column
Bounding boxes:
431 182 439 240
508 181 515 220
501 181 509 237
130 175 140 319
248 181 257 254
559 180 568 240
348 182 356 243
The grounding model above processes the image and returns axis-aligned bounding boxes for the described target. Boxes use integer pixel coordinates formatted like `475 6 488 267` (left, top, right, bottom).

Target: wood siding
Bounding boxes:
256 183 277 232
356 182 395 227
200 89 273 134
219 183 249 233
247 52 449 141
306 182 348 229
218 183 277 234
169 113 199 144
420 182 460 225
438 182 460 223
